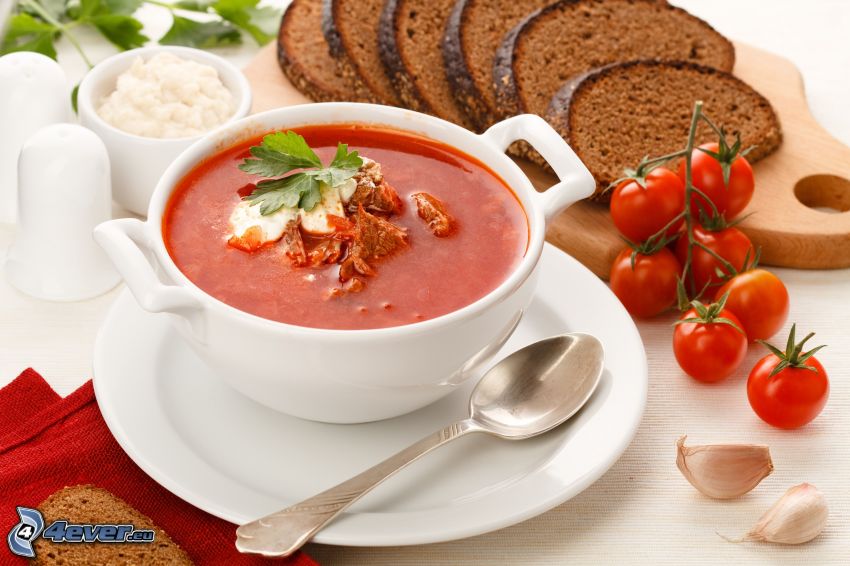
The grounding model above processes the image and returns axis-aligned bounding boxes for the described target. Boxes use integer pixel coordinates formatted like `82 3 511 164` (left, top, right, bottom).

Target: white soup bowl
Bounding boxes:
94 103 594 423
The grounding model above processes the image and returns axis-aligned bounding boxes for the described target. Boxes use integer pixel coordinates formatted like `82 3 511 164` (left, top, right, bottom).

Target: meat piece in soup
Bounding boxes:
339 205 409 282
347 158 402 215
281 219 307 267
411 192 455 237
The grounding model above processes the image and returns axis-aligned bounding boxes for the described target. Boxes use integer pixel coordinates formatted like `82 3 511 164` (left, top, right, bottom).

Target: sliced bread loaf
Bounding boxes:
33 485 193 565
379 0 474 128
443 0 552 129
322 0 401 105
279 0 373 103
547 60 782 199
494 0 735 120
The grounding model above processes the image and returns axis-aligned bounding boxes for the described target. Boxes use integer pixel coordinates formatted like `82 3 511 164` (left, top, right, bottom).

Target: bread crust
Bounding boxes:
278 0 373 103
546 59 782 200
378 0 431 112
493 0 735 120
492 4 546 120
322 0 399 105
321 0 344 57
442 0 490 129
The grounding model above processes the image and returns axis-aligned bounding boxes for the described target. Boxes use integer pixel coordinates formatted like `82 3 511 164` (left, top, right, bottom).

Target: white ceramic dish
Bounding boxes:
93 244 648 546
94 103 595 423
78 46 252 215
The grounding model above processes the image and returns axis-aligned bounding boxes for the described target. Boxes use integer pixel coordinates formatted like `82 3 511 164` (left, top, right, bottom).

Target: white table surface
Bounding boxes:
1 1 849 564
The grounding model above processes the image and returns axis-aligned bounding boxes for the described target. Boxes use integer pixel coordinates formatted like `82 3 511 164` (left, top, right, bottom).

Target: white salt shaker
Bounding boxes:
0 51 71 223
5 124 120 301
0 52 70 224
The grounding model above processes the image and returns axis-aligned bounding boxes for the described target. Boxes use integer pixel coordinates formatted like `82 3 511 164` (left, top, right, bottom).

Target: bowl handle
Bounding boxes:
481 114 596 222
93 218 201 315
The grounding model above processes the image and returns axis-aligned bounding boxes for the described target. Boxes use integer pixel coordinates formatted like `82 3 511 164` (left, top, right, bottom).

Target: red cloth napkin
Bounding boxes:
0 369 318 565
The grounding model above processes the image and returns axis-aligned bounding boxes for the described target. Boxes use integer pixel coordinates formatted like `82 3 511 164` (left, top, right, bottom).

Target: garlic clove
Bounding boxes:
676 435 773 499
744 483 828 544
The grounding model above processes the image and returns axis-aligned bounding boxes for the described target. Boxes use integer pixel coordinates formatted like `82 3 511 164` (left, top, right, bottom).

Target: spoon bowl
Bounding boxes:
470 333 604 439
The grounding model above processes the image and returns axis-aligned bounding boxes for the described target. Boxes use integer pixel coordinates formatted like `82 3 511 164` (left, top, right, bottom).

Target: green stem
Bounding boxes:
689 185 722 221
643 210 686 250
146 0 178 10
642 149 689 169
145 0 210 14
694 240 736 275
699 113 725 140
682 101 704 298
656 210 686 236
22 0 93 68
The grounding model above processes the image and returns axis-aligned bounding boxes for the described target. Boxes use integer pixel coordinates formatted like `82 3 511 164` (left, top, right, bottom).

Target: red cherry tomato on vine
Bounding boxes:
716 269 789 342
678 142 754 220
748 326 829 429
675 225 754 292
610 167 685 242
673 302 747 383
610 247 681 318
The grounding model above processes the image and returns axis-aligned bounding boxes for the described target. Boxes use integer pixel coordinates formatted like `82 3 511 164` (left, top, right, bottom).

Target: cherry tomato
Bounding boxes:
610 167 685 242
676 225 754 292
674 306 747 382
748 327 829 429
716 269 789 342
678 142 754 220
610 247 681 318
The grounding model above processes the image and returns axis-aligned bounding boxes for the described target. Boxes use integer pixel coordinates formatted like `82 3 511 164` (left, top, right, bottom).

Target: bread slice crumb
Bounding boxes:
547 60 782 200
33 485 193 565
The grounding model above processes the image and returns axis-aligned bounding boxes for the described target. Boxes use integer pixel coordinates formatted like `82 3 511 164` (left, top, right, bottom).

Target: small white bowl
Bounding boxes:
78 46 252 216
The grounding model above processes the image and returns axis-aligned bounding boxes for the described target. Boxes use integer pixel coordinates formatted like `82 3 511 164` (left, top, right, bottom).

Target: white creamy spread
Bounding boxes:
299 179 354 235
338 175 358 203
97 52 234 139
228 200 297 242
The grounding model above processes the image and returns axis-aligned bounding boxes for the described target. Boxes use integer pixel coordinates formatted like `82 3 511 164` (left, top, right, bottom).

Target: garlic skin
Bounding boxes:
676 436 773 499
745 483 828 544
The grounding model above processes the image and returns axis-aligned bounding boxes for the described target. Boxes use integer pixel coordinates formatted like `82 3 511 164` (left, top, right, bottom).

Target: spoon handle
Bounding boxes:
235 418 479 557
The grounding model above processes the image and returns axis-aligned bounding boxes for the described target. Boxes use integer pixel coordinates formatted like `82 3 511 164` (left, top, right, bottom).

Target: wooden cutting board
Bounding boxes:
243 42 850 279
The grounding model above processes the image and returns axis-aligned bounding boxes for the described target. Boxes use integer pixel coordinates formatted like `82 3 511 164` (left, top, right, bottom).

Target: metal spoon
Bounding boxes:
236 332 605 557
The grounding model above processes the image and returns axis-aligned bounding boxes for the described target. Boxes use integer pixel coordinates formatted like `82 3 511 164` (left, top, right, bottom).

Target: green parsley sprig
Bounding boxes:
239 131 363 215
1 0 280 66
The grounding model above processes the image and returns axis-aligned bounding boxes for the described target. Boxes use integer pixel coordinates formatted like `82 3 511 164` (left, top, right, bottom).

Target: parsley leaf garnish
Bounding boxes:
212 0 279 45
249 175 321 216
159 15 241 49
329 143 363 170
0 0 282 67
239 131 363 215
88 14 148 50
239 131 323 176
0 13 59 59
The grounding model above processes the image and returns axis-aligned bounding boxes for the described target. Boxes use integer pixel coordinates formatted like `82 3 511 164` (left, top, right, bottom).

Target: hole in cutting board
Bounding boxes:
794 174 850 213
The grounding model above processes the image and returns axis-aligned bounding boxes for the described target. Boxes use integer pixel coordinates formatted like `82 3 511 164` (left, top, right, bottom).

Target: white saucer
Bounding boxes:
93 244 647 547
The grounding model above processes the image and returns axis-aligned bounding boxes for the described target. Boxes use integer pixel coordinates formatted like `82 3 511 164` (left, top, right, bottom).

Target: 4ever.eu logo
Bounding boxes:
7 506 155 559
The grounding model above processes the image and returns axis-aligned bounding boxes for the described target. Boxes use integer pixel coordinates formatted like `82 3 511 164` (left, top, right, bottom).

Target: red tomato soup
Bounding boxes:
163 125 528 329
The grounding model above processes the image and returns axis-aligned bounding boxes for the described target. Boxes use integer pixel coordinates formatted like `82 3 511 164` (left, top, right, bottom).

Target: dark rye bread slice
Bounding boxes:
33 485 193 565
379 0 474 129
547 60 782 199
322 0 401 105
494 0 735 120
443 0 552 130
279 0 374 103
